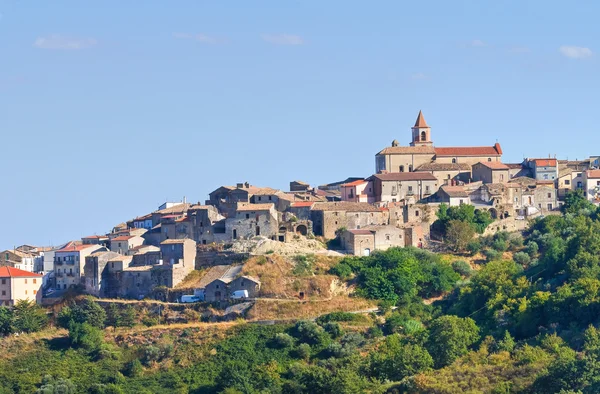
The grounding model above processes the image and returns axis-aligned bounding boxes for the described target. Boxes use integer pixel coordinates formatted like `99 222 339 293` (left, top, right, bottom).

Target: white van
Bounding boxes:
180 295 201 303
230 290 249 299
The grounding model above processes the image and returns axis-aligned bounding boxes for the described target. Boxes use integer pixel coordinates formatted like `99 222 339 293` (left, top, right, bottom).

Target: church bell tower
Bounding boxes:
410 110 433 147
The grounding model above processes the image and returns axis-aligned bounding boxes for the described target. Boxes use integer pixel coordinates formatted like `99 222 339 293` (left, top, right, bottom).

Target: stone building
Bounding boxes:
225 203 279 241
340 179 376 203
415 162 472 186
84 251 122 297
435 185 471 206
310 202 386 239
370 172 439 203
526 159 558 182
375 111 503 173
109 235 144 255
0 249 35 272
340 225 405 256
54 244 105 290
472 161 510 184
159 238 197 287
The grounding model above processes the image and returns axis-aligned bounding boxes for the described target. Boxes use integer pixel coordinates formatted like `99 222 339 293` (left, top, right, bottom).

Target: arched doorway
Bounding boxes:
296 224 308 236
363 248 371 256
489 208 498 219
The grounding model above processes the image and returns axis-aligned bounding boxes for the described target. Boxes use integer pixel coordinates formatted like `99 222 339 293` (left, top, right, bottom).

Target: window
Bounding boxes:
425 185 430 193
597 181 600 186
258 196 262 201
24 279 27 284
269 196 272 201
1 291 4 296
459 199 464 205
408 165 413 172
565 180 571 185
33 279 36 284
385 235 390 241
415 210 419 216
544 174 548 180
408 186 413 192
420 131 427 141
216 284 220 289
118 242 121 248
547 193 551 198
246 214 250 219
452 158 456 164
500 174 504 181
25 290 28 295
4 253 7 260
34 290 37 295
548 204 553 210
399 165 404 172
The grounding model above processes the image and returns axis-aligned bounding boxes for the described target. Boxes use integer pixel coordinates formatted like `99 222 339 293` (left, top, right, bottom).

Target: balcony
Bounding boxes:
406 190 415 196
54 261 63 265
56 272 64 278
65 261 76 265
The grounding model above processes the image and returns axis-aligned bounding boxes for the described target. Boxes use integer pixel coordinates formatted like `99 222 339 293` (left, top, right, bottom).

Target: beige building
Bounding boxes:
472 161 510 184
375 111 503 173
341 225 405 256
109 235 144 255
54 244 104 290
584 170 600 203
0 249 35 272
415 162 472 186
370 172 439 203
0 266 43 306
310 202 386 239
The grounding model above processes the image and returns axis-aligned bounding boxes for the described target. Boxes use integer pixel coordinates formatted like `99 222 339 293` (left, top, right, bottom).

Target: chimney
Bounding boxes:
236 183 244 188
244 182 250 188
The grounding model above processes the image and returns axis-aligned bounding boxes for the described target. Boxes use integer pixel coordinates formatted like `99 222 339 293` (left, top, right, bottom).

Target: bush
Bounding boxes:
292 321 330 346
12 300 48 333
509 234 524 251
526 241 539 257
513 251 531 265
329 263 353 280
69 322 104 353
452 261 473 277
483 249 501 262
58 297 106 329
141 315 159 327
322 322 344 339
316 311 361 324
492 239 509 252
295 343 311 360
273 333 295 348
292 255 316 276
366 325 383 339
445 220 476 252
122 359 143 378
467 240 482 255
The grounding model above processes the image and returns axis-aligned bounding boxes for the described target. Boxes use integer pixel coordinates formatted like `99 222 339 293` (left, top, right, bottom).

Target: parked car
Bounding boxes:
180 295 202 303
231 290 249 299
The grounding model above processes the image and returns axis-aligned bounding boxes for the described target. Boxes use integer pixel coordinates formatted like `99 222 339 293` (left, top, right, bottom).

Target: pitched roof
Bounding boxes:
435 144 502 157
484 183 506 195
291 201 316 208
588 170 600 178
505 163 523 169
476 161 510 170
2 249 34 259
111 235 135 242
0 266 42 278
341 179 367 187
236 203 275 212
311 202 381 212
377 146 436 155
413 110 429 128
155 203 191 215
161 238 193 244
371 172 438 181
416 162 472 171
533 159 557 167
56 244 99 253
440 185 470 198
509 176 537 186
82 235 108 240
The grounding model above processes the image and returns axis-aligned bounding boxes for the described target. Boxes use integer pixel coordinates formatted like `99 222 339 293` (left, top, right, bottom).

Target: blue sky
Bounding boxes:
1 0 598 249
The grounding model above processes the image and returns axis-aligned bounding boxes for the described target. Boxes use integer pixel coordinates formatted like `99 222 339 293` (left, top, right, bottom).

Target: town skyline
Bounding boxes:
2 1 600 248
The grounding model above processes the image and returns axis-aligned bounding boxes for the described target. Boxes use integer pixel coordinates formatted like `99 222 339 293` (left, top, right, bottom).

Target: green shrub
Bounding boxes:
322 322 344 339
452 261 473 277
316 311 361 324
483 249 501 262
509 234 524 250
366 325 383 339
295 343 311 360
492 239 509 252
467 240 482 255
273 333 295 348
122 359 143 378
69 323 103 353
526 241 539 257
513 251 531 265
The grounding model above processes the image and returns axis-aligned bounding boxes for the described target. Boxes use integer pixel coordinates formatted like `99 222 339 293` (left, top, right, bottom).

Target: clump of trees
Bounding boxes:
434 203 494 251
0 300 48 336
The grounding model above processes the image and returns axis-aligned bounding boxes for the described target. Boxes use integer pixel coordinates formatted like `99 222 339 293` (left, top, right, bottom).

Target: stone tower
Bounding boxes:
409 110 433 147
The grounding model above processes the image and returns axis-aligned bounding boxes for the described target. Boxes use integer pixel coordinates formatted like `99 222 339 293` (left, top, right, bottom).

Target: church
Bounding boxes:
375 111 503 175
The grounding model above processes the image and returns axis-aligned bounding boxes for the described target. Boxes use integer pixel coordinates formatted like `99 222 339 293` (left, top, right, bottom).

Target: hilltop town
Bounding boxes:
1 111 599 310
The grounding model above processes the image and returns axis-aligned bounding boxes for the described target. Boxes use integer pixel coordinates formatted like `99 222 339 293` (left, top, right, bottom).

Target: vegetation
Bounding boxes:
1 191 600 393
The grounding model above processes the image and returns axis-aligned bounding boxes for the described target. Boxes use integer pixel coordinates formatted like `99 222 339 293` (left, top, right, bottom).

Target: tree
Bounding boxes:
69 322 104 353
426 315 480 368
445 220 475 252
562 190 595 215
36 375 76 394
120 306 136 328
0 306 13 336
105 304 121 330
370 335 433 381
58 297 106 328
12 299 48 333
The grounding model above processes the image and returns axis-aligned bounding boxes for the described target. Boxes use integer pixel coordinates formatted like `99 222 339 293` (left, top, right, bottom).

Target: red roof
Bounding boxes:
82 235 108 240
371 172 437 181
348 229 373 235
413 110 429 128
291 201 315 208
0 266 42 278
56 244 98 253
588 170 600 178
534 159 557 167
341 179 367 187
435 144 502 157
477 161 509 170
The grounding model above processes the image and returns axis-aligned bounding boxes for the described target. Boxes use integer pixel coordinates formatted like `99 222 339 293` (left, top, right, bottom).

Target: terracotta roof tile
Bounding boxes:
416 163 471 171
532 159 557 167
56 244 100 253
413 110 429 128
111 235 136 242
440 185 470 198
341 179 367 187
348 229 373 235
311 202 381 212
476 161 510 170
588 170 600 178
236 203 275 212
291 201 315 208
0 266 42 278
435 145 502 157
377 146 436 155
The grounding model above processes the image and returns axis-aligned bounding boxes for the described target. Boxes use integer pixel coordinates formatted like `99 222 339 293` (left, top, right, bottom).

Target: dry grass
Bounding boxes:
241 254 345 299
173 269 207 289
0 327 67 362
245 296 376 321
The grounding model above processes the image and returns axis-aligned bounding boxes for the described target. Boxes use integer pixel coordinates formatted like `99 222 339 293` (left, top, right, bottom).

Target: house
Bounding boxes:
557 160 588 199
340 225 405 256
0 267 43 306
436 185 471 206
130 214 153 230
54 244 105 290
340 179 376 203
310 202 386 239
375 111 503 173
290 180 311 192
415 162 472 186
130 245 161 267
584 170 600 203
534 183 558 212
200 266 260 302
81 235 110 247
150 203 191 227
109 235 144 255
159 238 197 287
526 158 558 182
160 205 227 245
472 161 510 184
505 163 531 179
369 172 439 203
225 203 279 241
0 249 35 272
84 251 122 297
228 276 261 298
